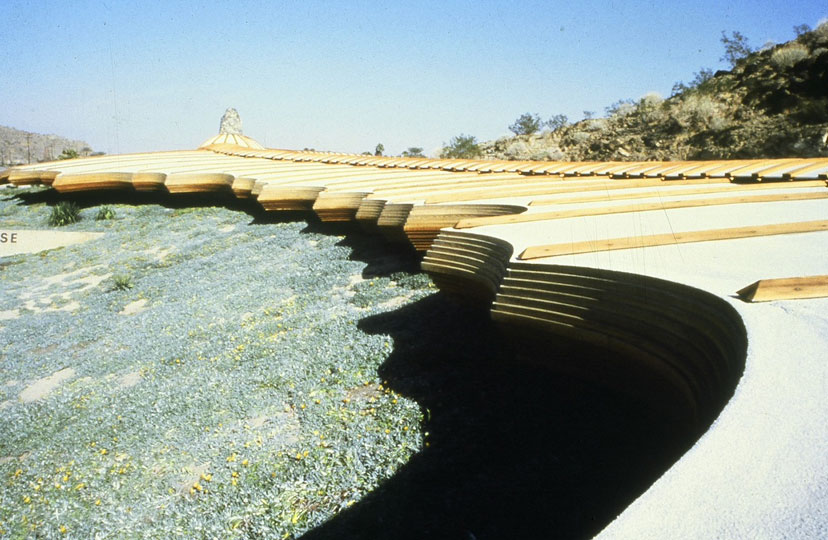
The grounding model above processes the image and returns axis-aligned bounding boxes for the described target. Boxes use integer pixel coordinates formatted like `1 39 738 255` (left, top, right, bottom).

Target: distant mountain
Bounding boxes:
481 23 828 162
0 125 95 166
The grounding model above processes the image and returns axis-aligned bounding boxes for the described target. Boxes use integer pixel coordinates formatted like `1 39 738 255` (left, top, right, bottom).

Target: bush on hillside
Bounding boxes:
605 99 636 117
546 114 569 131
440 134 482 159
673 94 729 131
509 113 543 136
771 42 809 69
721 30 754 67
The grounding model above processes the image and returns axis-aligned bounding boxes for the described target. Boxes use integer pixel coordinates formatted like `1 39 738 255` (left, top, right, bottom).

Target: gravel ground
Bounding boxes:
0 188 697 540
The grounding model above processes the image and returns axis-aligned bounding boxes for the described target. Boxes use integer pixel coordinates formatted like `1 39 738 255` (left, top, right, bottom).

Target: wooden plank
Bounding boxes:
527 180 827 206
457 191 828 229
428 177 732 205
519 220 828 259
736 275 828 302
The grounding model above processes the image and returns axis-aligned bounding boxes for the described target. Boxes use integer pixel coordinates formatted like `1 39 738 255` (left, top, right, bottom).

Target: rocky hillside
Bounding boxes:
0 125 94 166
482 23 828 162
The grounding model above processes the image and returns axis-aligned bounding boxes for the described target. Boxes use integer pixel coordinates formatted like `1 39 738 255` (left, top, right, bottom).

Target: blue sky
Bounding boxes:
1 0 825 156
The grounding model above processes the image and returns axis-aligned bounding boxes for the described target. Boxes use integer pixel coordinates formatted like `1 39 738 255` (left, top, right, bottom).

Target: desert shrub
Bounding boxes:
48 201 81 226
794 23 811 37
504 140 530 159
439 134 481 159
605 99 636 117
509 113 543 136
673 95 728 130
546 114 568 131
95 206 116 220
584 118 608 132
771 43 809 68
815 20 828 42
402 147 425 157
720 30 754 67
672 68 715 96
639 92 664 108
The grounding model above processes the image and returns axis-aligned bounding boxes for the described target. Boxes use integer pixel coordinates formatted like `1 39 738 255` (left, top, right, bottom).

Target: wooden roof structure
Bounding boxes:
3 133 827 538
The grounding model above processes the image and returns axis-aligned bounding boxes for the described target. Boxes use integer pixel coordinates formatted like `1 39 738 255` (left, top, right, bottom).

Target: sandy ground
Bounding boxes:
0 229 104 257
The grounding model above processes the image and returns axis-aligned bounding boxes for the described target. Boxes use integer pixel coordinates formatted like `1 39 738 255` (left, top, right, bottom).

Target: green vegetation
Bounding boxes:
112 274 134 290
47 201 81 226
401 147 425 157
546 113 568 130
96 206 116 220
374 143 384 157
0 198 431 538
439 134 481 159
770 42 809 68
57 148 79 160
720 30 754 67
508 113 542 136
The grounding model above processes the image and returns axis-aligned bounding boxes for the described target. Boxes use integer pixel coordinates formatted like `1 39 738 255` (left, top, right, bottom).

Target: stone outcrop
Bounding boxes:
219 108 243 135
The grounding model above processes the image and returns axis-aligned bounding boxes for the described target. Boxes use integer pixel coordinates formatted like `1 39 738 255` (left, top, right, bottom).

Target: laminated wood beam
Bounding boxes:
457 191 828 229
53 172 134 192
519 220 828 259
524 180 827 206
736 275 828 302
164 173 234 194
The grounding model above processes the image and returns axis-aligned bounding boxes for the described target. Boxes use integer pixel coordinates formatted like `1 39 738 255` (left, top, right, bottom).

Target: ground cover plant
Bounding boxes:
0 191 433 538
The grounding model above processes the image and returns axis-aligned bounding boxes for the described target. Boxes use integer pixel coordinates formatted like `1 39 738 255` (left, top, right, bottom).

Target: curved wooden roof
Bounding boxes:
3 139 827 539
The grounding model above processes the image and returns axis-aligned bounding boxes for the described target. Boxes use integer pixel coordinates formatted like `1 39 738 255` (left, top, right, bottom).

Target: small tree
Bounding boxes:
439 134 481 159
508 113 542 136
794 24 811 37
720 30 754 67
546 114 568 131
374 143 384 156
402 147 425 157
582 110 595 120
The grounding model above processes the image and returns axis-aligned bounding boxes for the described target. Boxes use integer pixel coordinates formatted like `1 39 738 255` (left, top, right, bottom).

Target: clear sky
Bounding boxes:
1 0 825 156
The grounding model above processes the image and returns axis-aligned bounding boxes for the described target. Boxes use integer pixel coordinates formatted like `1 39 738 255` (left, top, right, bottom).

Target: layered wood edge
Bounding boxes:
3 142 827 538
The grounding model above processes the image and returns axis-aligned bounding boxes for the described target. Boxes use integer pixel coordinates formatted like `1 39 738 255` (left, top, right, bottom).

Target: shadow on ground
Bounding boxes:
8 188 698 539
301 294 696 540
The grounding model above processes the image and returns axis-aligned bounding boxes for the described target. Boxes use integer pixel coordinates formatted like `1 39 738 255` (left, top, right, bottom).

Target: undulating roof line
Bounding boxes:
2 136 826 539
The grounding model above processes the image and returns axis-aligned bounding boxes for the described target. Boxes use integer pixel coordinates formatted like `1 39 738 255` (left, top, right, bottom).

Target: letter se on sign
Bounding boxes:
0 232 18 243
